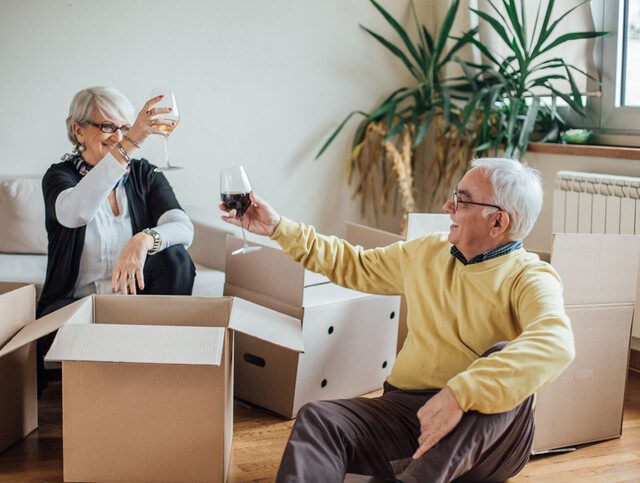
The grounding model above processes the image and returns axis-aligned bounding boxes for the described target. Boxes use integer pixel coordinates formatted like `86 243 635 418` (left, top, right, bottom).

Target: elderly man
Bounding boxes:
221 158 574 483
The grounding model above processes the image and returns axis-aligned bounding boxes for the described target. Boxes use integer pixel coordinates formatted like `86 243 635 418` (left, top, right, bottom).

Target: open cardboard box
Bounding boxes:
532 233 640 453
41 294 301 482
224 223 403 418
0 282 38 454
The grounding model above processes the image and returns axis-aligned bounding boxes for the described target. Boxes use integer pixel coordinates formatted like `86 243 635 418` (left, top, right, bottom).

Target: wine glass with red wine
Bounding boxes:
220 165 261 255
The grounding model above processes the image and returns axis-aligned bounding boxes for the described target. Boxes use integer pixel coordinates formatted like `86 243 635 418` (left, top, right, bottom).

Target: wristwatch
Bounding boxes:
143 228 162 254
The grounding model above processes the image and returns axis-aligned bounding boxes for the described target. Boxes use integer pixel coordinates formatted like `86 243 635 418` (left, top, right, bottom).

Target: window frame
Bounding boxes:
581 0 640 146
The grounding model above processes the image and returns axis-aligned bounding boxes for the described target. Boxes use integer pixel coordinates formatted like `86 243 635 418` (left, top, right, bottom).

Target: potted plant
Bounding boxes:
455 0 607 160
317 0 473 221
318 0 607 225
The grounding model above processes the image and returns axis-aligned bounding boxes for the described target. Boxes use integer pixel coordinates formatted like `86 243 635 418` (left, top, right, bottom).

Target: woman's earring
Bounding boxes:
77 143 85 153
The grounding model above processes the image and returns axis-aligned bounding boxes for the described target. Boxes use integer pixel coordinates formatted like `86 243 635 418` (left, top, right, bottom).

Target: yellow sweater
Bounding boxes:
272 217 575 414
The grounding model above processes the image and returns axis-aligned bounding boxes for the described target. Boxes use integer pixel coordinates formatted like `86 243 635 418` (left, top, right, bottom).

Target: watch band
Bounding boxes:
143 228 162 254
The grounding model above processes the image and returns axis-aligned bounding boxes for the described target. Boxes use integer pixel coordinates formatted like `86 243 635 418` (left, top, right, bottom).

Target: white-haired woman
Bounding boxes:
37 86 196 395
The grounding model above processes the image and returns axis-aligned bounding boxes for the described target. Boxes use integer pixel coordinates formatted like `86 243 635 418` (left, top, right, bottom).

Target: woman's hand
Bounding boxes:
220 192 281 237
111 232 154 295
124 96 176 148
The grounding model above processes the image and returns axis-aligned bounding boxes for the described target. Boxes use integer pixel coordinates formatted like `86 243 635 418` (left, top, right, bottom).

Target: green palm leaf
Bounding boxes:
360 25 420 80
369 0 424 68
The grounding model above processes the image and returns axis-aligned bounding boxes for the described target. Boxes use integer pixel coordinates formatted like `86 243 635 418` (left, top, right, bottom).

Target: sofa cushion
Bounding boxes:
0 253 47 300
0 178 47 254
192 264 225 297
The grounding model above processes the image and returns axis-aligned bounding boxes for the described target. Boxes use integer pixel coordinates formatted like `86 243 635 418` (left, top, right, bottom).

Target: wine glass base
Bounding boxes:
154 165 183 172
231 246 262 256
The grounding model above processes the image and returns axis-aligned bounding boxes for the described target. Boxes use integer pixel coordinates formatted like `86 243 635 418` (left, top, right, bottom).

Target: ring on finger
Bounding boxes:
146 109 152 116
127 273 135 280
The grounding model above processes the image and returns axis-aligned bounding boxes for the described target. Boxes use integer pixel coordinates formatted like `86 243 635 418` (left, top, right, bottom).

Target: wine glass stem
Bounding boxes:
163 137 170 167
241 223 249 251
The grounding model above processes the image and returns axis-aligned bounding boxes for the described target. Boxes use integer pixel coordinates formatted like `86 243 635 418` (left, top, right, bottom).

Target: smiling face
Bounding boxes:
442 167 511 260
72 111 127 166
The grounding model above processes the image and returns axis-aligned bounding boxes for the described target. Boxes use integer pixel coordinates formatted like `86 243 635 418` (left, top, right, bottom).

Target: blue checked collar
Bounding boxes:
450 240 523 265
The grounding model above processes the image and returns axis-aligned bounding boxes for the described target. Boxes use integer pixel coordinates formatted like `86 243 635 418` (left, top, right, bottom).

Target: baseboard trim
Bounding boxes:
631 349 640 372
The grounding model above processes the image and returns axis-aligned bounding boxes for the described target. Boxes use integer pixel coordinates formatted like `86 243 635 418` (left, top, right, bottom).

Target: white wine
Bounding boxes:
158 120 179 134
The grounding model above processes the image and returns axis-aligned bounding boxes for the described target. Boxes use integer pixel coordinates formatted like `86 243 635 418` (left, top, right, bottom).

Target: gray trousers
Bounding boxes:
276 343 534 483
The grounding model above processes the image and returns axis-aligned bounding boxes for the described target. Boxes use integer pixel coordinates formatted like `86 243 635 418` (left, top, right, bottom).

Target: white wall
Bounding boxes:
0 0 428 236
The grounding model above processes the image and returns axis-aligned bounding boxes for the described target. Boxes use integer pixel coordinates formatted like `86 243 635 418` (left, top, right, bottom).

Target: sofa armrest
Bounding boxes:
186 206 237 272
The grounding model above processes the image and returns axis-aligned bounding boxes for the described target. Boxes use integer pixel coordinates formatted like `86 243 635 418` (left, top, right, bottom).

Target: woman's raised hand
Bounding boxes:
125 96 177 147
220 192 281 237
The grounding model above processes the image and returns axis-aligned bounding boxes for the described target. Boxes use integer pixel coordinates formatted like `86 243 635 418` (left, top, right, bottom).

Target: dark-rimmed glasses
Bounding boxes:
452 190 503 211
85 120 131 134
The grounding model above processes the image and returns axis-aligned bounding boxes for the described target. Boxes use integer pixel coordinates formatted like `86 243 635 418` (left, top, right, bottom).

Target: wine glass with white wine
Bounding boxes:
220 166 261 255
150 87 182 172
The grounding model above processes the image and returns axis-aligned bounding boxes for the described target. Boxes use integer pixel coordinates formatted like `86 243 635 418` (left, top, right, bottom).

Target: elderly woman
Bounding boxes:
37 86 195 394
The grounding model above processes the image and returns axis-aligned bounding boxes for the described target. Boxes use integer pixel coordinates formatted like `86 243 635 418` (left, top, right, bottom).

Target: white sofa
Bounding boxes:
0 177 234 302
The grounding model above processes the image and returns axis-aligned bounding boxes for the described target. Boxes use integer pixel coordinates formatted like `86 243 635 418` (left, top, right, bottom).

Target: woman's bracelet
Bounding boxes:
123 134 141 149
116 142 132 163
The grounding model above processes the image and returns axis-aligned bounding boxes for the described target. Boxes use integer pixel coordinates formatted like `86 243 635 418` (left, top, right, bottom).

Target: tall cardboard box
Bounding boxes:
224 227 401 419
0 282 39 454
532 234 640 452
42 294 301 482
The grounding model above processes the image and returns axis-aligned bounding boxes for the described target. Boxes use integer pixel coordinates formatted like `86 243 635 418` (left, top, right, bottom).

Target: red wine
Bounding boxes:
221 192 251 217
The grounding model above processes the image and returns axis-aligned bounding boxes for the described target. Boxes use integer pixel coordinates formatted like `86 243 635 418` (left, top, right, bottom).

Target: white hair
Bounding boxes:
66 87 135 151
470 157 544 240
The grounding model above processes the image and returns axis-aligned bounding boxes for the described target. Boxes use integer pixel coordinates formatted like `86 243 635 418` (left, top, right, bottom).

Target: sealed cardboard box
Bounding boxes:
0 282 38 454
42 294 301 482
532 234 640 453
224 225 401 419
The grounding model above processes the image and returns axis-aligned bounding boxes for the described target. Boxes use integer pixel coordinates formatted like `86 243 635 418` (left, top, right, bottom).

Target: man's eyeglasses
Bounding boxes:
452 190 503 212
85 120 131 134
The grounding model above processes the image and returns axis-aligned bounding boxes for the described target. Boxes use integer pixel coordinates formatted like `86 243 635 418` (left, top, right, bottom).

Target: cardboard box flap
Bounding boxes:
345 222 404 248
0 297 91 359
303 282 372 308
551 233 640 305
45 323 225 365
228 297 304 352
304 270 329 287
0 284 35 350
93 294 231 327
225 235 305 306
406 213 451 240
0 281 31 296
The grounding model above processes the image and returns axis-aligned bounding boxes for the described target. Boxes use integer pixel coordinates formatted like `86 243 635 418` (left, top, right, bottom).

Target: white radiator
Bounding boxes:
553 171 640 235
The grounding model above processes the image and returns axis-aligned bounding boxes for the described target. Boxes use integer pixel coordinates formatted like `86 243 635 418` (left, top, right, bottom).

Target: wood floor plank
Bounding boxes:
0 372 638 482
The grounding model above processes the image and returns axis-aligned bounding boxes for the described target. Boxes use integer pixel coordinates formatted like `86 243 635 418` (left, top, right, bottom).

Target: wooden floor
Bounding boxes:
1 372 639 482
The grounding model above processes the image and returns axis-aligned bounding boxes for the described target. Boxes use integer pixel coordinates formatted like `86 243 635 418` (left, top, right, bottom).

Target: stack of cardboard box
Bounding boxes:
224 228 402 418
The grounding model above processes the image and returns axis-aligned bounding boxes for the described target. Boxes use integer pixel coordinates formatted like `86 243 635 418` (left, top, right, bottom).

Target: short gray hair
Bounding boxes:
470 157 543 240
66 87 135 151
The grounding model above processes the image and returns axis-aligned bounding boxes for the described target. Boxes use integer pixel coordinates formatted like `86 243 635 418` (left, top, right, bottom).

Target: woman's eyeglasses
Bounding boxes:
452 190 503 211
85 120 131 134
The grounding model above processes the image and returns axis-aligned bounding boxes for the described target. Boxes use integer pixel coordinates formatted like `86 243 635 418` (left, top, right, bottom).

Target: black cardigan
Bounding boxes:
37 157 182 316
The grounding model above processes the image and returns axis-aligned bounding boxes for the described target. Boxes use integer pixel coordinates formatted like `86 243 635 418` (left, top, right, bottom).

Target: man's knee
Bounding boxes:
296 400 334 426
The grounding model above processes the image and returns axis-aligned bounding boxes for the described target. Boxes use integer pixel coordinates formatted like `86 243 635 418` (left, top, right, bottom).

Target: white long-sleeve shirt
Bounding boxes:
54 154 194 297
